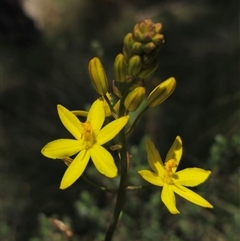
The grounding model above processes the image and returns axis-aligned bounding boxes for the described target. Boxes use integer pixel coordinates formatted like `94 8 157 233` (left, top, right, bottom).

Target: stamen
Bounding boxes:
164 159 178 184
81 121 95 148
165 159 177 172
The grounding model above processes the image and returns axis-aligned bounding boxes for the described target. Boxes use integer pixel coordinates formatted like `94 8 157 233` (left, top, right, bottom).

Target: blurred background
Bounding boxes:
1 0 239 240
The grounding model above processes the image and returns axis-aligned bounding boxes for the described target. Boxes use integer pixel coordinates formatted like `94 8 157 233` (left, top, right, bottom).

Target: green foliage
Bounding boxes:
29 214 77 241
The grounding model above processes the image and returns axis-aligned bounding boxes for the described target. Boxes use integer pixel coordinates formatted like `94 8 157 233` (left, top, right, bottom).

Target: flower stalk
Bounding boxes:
40 18 213 241
104 128 128 241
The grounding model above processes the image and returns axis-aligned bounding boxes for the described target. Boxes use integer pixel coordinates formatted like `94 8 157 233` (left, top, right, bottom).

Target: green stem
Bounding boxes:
104 129 128 241
104 90 130 241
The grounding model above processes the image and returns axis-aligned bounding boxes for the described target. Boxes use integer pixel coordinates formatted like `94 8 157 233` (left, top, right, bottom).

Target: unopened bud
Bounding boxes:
147 77 176 108
142 42 156 54
124 87 146 112
133 28 144 42
127 55 142 76
131 42 143 55
154 23 162 33
114 54 127 83
88 57 108 95
123 33 134 59
152 34 164 45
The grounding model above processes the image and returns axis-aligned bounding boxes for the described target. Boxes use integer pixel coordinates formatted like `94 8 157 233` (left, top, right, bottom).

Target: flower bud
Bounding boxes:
147 77 176 108
127 55 142 76
113 53 127 83
123 33 134 59
154 23 162 33
88 57 108 95
124 86 146 112
133 28 144 42
131 42 143 55
152 34 164 45
142 42 156 54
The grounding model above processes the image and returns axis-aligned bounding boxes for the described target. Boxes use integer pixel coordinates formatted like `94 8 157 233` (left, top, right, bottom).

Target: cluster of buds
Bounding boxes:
88 19 176 117
114 18 164 86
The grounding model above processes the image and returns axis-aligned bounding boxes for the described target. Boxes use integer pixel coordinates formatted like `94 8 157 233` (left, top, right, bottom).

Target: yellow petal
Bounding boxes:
57 105 83 140
87 100 105 135
41 139 83 159
172 183 213 208
165 136 182 173
174 168 211 187
89 144 117 178
161 184 180 214
138 170 164 186
60 150 90 189
146 140 165 177
96 116 129 145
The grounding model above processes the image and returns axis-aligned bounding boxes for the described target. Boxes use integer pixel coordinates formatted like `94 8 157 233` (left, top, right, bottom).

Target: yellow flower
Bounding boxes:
138 136 213 214
41 100 129 189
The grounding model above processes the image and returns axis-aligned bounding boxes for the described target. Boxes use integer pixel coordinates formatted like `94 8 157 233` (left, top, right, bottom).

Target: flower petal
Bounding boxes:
41 139 83 158
161 184 180 214
60 149 90 189
174 168 211 187
138 170 164 186
87 100 105 135
89 144 117 178
172 183 213 208
57 105 83 140
146 140 165 177
165 136 182 173
96 116 129 145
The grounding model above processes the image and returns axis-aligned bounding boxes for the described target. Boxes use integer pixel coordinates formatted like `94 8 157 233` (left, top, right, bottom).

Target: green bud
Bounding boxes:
137 60 159 79
142 42 156 54
138 19 154 32
154 23 162 33
131 42 143 55
147 77 176 108
88 57 108 95
132 19 164 47
127 55 142 76
124 87 146 112
114 53 127 83
123 33 134 59
152 34 164 45
133 28 144 42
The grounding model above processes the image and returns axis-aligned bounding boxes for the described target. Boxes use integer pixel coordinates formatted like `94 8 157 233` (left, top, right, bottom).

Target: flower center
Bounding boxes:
81 121 95 149
164 159 177 184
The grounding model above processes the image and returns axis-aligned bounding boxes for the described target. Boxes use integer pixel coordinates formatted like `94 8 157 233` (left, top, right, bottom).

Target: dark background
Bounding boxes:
1 0 239 240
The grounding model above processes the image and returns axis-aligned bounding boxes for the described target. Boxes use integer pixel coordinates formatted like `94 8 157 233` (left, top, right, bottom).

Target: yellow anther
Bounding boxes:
165 159 177 175
163 159 177 184
81 121 95 148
